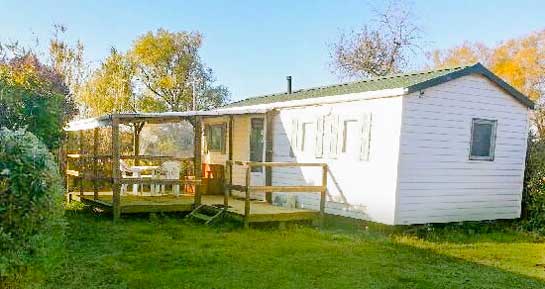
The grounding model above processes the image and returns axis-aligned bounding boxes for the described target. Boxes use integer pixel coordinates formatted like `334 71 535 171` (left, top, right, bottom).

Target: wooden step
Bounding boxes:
192 212 213 222
187 204 225 224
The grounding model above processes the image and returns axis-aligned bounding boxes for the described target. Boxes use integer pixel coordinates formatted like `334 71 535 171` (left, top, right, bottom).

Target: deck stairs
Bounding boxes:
187 204 227 225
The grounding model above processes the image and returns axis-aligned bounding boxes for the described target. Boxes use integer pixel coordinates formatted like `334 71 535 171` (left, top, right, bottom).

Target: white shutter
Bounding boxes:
290 119 298 157
360 113 372 161
296 121 304 151
330 115 339 159
315 116 324 158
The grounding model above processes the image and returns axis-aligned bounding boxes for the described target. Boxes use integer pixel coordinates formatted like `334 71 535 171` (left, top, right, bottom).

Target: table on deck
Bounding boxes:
128 165 159 194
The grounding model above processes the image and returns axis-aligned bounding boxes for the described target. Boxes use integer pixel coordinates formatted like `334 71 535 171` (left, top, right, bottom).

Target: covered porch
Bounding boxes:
64 109 327 226
64 112 205 221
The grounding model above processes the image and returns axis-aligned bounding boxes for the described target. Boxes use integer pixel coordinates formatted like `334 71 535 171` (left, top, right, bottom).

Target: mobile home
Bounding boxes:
201 63 532 225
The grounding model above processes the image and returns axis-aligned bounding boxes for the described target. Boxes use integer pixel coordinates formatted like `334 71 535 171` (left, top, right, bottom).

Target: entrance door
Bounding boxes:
249 118 265 186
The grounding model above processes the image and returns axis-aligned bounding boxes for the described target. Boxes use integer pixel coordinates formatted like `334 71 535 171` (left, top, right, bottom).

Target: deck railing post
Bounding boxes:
112 117 121 222
224 161 230 208
226 116 234 209
193 116 202 190
194 180 202 207
265 111 274 204
78 130 84 197
244 164 251 229
320 164 328 228
93 128 99 200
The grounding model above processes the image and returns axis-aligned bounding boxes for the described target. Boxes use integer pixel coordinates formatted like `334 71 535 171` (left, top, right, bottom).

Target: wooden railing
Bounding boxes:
65 153 200 205
225 160 328 228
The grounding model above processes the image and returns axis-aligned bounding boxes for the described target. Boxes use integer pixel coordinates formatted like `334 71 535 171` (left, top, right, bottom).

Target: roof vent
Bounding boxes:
286 76 292 94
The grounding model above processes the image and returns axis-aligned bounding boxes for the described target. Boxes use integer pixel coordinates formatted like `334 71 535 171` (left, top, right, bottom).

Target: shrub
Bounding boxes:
521 135 545 234
0 128 65 286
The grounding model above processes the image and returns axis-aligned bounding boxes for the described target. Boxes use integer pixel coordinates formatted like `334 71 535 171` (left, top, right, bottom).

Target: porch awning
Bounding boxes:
65 108 270 131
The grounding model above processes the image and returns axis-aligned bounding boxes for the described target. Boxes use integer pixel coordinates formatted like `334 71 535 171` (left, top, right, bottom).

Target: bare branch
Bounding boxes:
330 0 422 79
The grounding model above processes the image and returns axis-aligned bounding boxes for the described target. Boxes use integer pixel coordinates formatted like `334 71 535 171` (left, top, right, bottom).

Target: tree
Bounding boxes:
79 48 138 116
49 24 87 104
430 30 545 135
129 29 229 111
330 0 421 79
0 47 77 149
429 42 490 69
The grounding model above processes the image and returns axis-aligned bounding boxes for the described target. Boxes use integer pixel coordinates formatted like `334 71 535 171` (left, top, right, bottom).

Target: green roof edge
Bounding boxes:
226 63 534 109
407 63 534 109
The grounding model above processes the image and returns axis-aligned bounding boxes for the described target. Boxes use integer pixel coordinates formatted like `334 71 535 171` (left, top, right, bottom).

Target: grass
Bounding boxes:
42 207 545 289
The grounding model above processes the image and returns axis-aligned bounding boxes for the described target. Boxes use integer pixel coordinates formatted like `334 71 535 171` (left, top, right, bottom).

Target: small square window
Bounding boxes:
469 118 497 161
207 124 225 152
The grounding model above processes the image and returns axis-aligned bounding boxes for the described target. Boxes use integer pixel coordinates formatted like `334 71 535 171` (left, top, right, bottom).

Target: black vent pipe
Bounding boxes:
286 76 292 94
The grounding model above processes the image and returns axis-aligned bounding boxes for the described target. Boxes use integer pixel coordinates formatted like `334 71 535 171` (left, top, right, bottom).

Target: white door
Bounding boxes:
249 118 265 186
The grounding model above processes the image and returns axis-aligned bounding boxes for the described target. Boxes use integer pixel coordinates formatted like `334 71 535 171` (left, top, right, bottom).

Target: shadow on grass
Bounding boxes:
54 207 545 289
322 214 544 244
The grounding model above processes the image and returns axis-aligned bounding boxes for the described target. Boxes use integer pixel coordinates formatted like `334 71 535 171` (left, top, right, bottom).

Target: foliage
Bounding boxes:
522 136 545 233
78 28 230 117
42 210 544 289
130 28 230 111
0 128 65 286
79 48 139 116
330 0 421 79
0 51 77 149
49 24 87 105
430 30 545 101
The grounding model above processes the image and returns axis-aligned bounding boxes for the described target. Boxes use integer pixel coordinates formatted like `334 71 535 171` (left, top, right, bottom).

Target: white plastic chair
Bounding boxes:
153 161 181 196
119 160 135 195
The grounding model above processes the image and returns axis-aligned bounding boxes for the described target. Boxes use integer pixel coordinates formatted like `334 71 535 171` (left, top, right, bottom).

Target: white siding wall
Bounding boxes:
396 74 529 224
271 96 403 224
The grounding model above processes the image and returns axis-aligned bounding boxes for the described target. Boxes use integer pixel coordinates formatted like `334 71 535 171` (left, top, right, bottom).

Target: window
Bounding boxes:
337 113 372 161
207 124 225 152
301 122 315 152
250 118 264 172
342 119 359 154
470 118 497 161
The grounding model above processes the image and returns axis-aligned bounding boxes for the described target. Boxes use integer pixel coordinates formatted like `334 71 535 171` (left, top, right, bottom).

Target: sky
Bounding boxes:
0 0 544 102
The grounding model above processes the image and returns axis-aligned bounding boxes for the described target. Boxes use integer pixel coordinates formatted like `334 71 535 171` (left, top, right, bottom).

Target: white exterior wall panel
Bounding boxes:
396 74 529 224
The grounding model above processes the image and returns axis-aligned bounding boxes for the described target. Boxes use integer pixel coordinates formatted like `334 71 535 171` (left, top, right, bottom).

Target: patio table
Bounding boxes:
129 165 159 194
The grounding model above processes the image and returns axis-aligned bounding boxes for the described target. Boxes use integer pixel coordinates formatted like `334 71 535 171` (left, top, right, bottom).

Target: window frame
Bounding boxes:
469 118 497 161
300 121 315 153
206 123 226 153
341 119 359 154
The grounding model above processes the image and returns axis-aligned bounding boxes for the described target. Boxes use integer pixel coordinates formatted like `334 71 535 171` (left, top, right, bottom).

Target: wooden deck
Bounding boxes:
73 192 318 223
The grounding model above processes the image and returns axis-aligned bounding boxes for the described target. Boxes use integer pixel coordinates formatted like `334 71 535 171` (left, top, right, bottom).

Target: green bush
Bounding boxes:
521 136 545 234
0 128 65 286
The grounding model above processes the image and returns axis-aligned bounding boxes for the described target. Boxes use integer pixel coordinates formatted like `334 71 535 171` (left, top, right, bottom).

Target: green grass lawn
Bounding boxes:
43 208 545 289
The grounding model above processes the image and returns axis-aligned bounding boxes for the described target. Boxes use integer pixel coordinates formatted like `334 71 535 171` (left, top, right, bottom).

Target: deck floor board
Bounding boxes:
73 192 318 222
